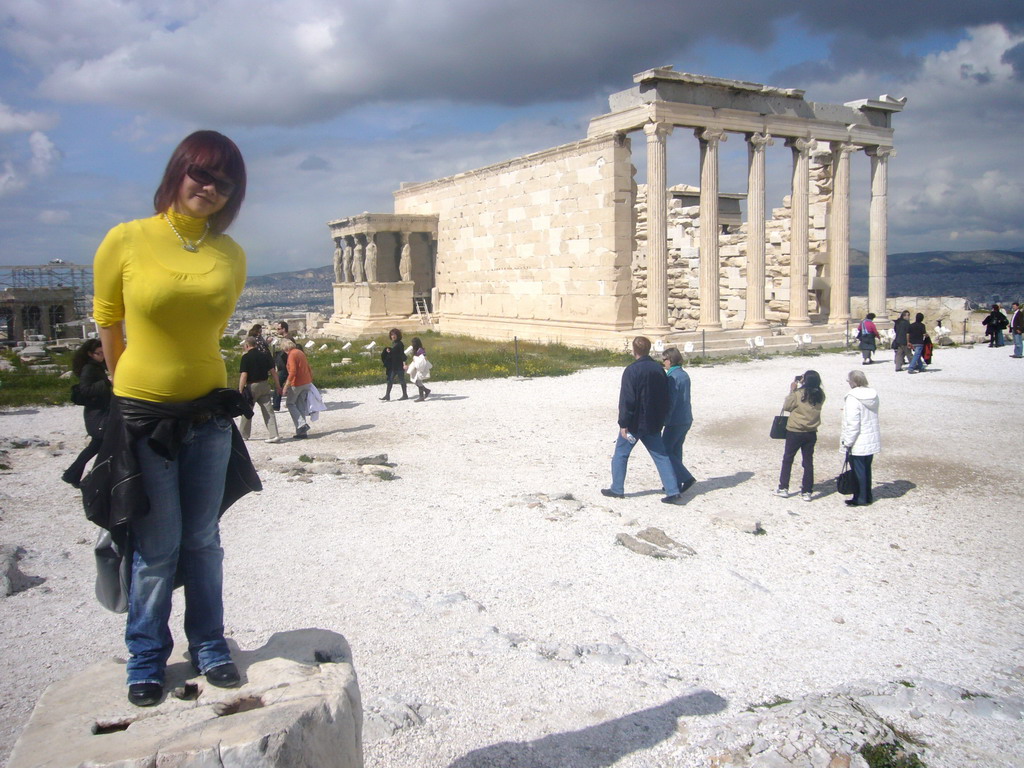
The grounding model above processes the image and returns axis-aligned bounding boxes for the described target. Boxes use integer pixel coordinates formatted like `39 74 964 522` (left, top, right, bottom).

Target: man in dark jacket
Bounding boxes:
892 310 911 371
907 312 927 373
1009 302 1023 358
602 336 681 503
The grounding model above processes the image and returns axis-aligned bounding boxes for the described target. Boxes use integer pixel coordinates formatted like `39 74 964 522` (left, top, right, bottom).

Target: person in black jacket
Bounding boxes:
62 339 112 488
601 336 681 503
907 312 927 373
380 327 408 401
891 310 911 371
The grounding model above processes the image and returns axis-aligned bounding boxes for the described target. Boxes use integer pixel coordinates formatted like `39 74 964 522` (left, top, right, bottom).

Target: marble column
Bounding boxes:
828 142 855 324
399 232 412 282
743 132 772 330
697 128 727 331
866 146 895 319
644 121 673 332
785 137 812 328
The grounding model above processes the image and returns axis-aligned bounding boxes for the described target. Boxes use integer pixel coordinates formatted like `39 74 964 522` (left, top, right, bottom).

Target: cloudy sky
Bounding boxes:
1 1 1022 276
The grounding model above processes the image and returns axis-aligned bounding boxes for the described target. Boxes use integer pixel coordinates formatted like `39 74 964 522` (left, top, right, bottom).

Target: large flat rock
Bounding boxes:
9 628 362 768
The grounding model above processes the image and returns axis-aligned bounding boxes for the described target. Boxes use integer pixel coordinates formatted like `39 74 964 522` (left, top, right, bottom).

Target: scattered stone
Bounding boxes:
363 694 445 741
616 527 695 559
355 454 389 466
710 510 764 534
8 628 363 768
636 527 697 556
1 545 43 596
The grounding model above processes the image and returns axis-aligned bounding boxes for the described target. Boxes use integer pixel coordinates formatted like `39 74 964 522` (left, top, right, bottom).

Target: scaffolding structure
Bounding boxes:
0 263 93 318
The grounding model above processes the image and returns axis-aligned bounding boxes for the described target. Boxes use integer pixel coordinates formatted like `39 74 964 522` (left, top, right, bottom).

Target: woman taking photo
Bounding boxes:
773 370 825 502
92 130 255 707
61 339 111 488
841 369 881 507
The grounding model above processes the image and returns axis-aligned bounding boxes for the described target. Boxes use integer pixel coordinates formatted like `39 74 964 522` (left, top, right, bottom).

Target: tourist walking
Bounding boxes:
1009 302 1023 358
907 313 927 373
857 312 880 365
90 131 256 707
238 336 281 443
983 304 1008 347
601 336 681 504
840 370 880 507
271 321 293 411
892 310 911 371
774 370 825 502
406 336 433 401
380 328 408 401
279 337 313 438
660 346 696 497
246 323 272 357
61 339 112 488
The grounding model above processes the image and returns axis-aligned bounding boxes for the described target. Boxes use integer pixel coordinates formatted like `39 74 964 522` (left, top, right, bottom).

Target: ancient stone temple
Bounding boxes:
323 67 905 349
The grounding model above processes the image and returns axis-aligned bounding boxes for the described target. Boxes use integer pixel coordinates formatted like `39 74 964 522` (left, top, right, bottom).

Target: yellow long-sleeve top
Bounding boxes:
93 211 246 402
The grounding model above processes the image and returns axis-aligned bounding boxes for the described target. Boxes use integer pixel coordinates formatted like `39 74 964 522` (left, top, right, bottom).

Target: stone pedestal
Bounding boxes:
9 629 362 768
322 281 415 337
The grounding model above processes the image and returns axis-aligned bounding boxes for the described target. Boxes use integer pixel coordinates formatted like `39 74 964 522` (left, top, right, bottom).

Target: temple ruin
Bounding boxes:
324 67 905 350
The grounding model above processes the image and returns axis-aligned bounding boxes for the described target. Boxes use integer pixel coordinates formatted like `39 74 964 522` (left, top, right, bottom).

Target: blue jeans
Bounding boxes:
995 328 1005 347
610 431 679 496
908 343 925 371
849 453 874 505
1013 333 1022 357
126 416 233 685
661 423 694 489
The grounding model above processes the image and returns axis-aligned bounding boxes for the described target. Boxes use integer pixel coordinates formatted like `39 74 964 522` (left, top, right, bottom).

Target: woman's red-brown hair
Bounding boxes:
153 130 246 234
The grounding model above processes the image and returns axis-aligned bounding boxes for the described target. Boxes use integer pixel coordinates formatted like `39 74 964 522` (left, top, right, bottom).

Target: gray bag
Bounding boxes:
94 529 130 614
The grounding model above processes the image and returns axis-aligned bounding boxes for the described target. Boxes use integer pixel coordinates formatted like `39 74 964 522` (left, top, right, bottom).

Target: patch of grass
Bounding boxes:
744 696 792 712
372 469 397 481
298 454 314 463
859 741 926 768
960 690 991 700
896 680 916 688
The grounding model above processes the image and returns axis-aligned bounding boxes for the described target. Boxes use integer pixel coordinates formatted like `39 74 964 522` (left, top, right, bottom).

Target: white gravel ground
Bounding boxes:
1 344 1022 767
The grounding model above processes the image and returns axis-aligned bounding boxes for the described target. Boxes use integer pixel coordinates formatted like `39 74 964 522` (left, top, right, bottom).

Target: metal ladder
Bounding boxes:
414 297 433 326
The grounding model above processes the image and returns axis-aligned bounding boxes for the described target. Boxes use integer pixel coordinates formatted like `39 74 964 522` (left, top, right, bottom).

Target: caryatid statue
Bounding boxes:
353 239 366 282
399 236 412 282
364 237 378 283
342 242 354 282
333 243 344 283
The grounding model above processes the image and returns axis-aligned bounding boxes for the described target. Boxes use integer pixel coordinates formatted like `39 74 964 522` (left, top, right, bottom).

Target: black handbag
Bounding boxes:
770 408 788 439
836 451 857 495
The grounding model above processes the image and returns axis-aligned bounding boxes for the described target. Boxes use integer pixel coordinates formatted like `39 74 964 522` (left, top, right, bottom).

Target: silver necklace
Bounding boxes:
163 213 210 252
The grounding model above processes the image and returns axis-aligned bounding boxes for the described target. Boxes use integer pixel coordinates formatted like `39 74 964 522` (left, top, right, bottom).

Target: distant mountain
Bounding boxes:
850 249 1024 304
236 250 1024 316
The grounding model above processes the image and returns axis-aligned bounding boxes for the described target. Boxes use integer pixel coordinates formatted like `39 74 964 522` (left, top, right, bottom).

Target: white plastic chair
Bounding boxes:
754 336 765 349
341 341 352 350
304 340 315 349
683 342 695 359
793 334 806 350
363 341 376 351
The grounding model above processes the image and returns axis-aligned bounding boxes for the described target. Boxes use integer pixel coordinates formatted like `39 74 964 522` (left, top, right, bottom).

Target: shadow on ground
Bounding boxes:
447 690 727 768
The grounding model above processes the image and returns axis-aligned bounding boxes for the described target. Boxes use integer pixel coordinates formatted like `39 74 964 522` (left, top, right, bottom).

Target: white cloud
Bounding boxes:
28 131 60 175
0 100 57 133
37 209 71 225
795 25 1024 252
0 159 25 195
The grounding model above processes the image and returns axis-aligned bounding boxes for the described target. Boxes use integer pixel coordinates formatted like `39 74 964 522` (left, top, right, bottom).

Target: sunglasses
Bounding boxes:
185 164 236 198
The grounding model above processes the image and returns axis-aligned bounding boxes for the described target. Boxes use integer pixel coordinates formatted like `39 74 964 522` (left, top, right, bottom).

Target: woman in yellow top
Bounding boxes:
93 131 248 707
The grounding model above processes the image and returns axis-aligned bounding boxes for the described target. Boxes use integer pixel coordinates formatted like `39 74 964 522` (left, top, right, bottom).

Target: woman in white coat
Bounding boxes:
840 369 880 507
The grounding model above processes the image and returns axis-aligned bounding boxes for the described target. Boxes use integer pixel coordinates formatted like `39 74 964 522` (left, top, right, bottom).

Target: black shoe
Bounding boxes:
399 395 409 400
297 424 310 435
128 682 163 707
600 488 624 499
379 396 390 401
679 478 696 494
661 494 682 504
845 500 865 507
205 663 241 688
423 389 431 398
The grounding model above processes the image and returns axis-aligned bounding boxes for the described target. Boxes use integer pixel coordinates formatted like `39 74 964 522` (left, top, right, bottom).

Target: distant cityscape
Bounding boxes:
232 249 1024 321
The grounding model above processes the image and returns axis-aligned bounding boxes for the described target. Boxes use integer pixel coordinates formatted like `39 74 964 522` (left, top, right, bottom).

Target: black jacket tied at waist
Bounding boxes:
81 388 262 536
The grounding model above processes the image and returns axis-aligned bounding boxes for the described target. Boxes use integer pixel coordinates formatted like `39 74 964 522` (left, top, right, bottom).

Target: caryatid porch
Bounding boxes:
322 213 438 337
588 67 906 334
